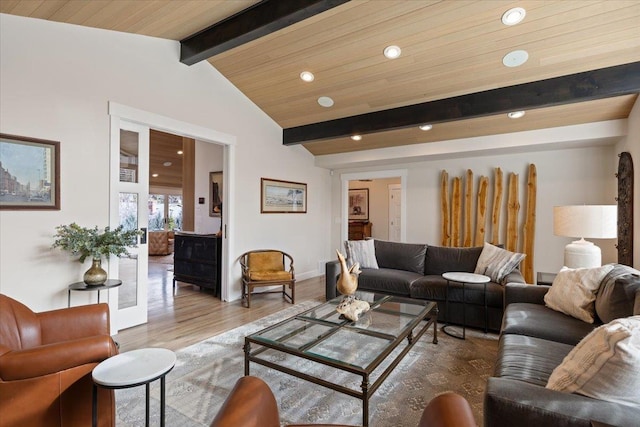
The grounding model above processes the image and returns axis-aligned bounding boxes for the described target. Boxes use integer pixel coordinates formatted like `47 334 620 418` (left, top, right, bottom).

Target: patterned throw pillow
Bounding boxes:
344 239 379 269
473 242 525 284
544 265 614 323
546 315 640 407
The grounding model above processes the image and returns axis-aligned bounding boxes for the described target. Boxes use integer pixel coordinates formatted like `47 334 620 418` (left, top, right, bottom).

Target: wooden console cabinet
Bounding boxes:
173 232 222 297
348 221 372 240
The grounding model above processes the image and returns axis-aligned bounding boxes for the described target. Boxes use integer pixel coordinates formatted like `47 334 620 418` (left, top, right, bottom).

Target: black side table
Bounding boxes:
536 272 557 286
68 279 122 307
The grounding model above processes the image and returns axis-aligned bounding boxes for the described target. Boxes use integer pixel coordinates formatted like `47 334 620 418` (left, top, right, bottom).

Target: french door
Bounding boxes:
108 119 150 331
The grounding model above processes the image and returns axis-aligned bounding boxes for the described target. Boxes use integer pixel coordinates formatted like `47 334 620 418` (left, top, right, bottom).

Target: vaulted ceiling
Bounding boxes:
2 0 639 156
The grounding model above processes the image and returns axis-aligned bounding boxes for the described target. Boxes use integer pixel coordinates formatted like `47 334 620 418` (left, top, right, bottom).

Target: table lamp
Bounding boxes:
553 205 617 268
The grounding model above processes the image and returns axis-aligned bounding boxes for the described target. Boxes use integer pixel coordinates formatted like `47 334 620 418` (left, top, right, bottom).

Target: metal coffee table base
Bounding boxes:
244 301 438 427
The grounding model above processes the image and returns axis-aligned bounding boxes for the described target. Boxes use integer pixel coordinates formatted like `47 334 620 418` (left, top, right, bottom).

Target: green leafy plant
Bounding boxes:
52 223 142 263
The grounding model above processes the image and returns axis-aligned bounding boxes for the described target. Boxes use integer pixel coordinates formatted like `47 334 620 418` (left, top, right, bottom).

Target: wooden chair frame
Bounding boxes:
240 249 295 308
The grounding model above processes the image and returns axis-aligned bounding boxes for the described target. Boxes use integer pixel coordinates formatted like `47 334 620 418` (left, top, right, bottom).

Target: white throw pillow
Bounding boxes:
546 315 640 407
544 265 614 323
473 242 525 284
344 239 378 269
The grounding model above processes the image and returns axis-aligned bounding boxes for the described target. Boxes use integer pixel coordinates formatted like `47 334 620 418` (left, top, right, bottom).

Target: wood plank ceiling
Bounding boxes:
2 0 639 156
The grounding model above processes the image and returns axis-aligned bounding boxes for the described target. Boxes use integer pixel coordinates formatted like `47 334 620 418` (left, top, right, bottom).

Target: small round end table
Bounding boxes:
92 347 176 427
68 279 122 307
442 272 490 340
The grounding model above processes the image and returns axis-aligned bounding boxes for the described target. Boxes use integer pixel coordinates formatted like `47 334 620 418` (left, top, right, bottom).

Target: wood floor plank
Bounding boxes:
114 263 325 352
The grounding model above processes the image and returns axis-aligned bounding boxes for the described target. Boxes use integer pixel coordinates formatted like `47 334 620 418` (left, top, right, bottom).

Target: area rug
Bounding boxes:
115 301 498 426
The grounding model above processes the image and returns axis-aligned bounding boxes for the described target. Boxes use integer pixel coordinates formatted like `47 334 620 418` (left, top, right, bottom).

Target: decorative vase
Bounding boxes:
84 258 107 286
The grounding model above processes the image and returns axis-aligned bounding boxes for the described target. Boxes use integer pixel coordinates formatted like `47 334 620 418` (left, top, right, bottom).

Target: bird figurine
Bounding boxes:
336 249 360 296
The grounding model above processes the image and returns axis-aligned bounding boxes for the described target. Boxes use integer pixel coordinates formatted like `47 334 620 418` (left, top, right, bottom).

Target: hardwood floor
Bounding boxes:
113 262 326 352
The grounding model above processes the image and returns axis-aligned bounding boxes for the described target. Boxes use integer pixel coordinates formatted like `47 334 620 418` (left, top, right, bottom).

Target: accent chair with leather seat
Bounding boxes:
0 294 118 427
239 250 295 308
210 376 476 427
148 230 175 256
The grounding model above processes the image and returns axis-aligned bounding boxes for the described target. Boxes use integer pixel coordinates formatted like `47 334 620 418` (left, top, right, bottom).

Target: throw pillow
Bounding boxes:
473 242 525 284
344 239 379 269
544 265 614 323
546 315 640 407
595 264 640 323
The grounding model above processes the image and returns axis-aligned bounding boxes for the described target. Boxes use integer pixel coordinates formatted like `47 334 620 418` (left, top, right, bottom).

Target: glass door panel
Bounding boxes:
148 194 166 231
168 195 182 231
109 121 149 331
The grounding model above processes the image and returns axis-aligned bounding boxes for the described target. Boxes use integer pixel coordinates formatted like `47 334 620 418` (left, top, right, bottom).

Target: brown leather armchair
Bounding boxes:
149 230 175 256
0 294 118 427
210 376 476 427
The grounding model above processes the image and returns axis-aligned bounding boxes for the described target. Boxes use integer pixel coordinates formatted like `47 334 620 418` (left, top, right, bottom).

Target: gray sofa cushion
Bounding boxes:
494 334 573 386
424 245 483 275
501 303 597 346
357 268 422 296
373 240 426 274
410 276 504 307
595 271 640 323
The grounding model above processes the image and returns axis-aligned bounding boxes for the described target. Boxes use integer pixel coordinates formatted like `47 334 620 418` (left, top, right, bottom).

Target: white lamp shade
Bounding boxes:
553 205 617 239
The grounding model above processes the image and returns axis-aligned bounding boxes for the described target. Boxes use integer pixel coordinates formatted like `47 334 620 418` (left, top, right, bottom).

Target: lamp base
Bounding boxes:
564 238 601 269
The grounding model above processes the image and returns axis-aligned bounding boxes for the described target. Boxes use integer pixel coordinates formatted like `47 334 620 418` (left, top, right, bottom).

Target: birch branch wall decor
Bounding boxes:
440 164 536 280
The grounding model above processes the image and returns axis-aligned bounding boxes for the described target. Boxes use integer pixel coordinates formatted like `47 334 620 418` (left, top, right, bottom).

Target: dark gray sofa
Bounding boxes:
325 240 525 332
485 265 640 427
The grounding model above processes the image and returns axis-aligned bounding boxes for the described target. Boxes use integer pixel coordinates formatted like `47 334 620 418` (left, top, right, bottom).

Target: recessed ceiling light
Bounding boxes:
508 111 526 119
163 161 172 167
351 135 362 141
502 7 526 25
152 173 159 177
318 96 334 107
503 50 529 67
419 124 433 131
383 45 402 59
177 150 183 155
300 71 315 82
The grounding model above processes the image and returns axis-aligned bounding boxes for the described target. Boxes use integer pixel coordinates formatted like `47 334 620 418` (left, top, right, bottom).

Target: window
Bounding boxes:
149 193 182 231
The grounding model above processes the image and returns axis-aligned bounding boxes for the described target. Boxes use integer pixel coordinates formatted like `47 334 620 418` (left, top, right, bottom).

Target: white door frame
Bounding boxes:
388 183 402 242
108 102 237 327
340 170 407 242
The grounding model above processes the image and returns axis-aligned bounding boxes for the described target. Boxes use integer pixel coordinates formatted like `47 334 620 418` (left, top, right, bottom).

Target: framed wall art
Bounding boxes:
348 188 369 221
209 171 223 217
0 133 60 210
261 178 307 213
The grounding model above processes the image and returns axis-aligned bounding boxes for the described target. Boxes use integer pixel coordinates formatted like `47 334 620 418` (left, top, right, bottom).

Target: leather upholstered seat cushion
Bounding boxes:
249 270 292 281
410 276 504 307
502 303 598 346
493 334 574 387
357 268 422 296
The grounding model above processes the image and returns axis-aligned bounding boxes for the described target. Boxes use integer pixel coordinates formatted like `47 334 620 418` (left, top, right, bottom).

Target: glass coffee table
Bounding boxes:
244 291 438 426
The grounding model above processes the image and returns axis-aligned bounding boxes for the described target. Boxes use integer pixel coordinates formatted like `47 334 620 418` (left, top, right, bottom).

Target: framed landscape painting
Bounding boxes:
348 188 369 220
0 133 60 210
209 171 223 217
261 178 307 213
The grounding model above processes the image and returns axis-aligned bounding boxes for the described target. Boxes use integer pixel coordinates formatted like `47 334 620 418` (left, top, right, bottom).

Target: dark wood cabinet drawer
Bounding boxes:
173 233 222 296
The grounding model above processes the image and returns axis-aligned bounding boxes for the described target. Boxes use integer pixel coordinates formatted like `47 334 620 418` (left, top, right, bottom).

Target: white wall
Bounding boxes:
194 140 223 234
333 145 619 279
0 14 332 310
615 98 640 269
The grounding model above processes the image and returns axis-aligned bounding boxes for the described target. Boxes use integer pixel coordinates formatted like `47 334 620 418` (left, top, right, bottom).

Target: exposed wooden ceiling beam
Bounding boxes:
283 62 640 145
180 0 350 65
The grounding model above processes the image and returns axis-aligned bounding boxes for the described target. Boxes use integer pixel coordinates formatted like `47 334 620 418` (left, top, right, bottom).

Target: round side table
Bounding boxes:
68 279 122 307
92 348 176 427
442 272 490 340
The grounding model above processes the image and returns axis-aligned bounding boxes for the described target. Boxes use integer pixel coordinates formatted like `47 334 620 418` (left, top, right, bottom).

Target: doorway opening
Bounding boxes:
341 170 407 243
108 101 236 332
